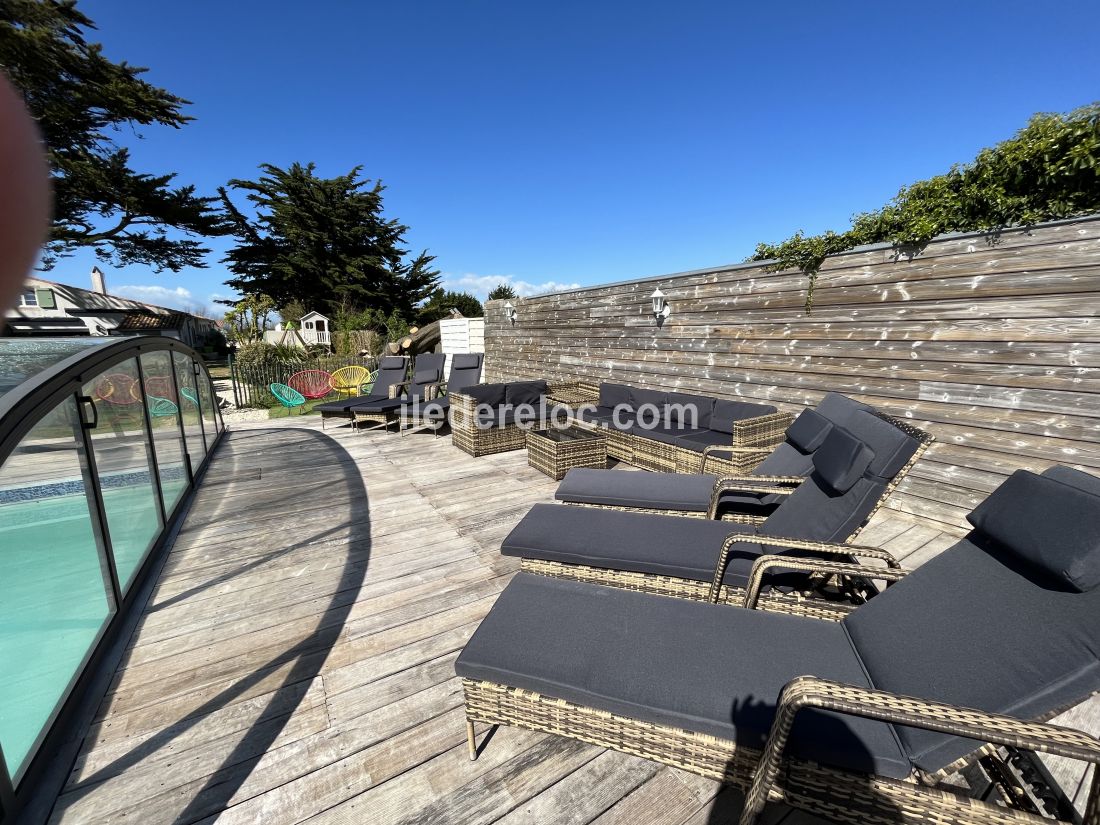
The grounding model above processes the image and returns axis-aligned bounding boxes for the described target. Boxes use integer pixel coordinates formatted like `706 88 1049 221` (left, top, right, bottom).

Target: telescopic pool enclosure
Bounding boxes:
0 337 223 817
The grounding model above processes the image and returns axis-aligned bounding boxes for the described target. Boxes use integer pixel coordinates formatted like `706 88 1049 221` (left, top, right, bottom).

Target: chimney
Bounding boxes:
90 266 107 295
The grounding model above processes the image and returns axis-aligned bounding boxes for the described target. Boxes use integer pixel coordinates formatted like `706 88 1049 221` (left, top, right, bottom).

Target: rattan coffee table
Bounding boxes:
526 425 607 480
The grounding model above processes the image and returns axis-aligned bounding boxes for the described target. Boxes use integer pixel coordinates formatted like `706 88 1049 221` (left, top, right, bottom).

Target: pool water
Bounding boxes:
0 481 169 779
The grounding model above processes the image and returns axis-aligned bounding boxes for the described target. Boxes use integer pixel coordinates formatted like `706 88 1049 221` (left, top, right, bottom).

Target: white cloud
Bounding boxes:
440 273 582 300
112 284 194 309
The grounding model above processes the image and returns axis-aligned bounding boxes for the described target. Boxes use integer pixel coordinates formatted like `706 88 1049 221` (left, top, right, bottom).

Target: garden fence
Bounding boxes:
228 353 380 408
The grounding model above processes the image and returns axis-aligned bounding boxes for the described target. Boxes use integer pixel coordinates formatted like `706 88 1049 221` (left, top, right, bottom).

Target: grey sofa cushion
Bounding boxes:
506 380 548 406
464 383 507 407
629 387 668 424
632 424 707 447
674 429 732 453
845 530 1100 774
666 392 714 429
966 470 1100 592
599 383 633 410
710 399 777 434
812 428 874 494
786 409 834 453
555 469 715 512
456 573 910 778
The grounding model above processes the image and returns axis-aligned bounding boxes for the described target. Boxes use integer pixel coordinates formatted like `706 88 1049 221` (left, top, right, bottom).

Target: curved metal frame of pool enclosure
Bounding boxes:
0 337 224 822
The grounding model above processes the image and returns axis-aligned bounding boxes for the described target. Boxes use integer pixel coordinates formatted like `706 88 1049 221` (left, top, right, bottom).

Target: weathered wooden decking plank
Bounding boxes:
48 417 966 825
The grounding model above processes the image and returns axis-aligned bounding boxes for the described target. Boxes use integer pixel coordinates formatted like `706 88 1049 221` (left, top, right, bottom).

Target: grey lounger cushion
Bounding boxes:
556 469 716 512
501 502 771 587
456 572 910 778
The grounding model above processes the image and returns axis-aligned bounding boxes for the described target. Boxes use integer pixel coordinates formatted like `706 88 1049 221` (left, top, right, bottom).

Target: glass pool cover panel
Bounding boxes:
0 398 114 780
0 338 111 401
82 358 164 594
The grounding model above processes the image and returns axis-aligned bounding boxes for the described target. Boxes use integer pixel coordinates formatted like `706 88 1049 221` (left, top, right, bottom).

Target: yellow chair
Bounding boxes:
329 365 373 399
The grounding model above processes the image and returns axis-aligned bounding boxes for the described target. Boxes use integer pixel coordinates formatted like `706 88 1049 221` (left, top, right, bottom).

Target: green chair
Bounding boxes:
146 395 179 418
270 382 307 414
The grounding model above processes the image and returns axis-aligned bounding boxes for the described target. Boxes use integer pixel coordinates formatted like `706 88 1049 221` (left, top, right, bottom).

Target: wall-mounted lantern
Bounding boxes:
503 301 517 325
650 287 670 324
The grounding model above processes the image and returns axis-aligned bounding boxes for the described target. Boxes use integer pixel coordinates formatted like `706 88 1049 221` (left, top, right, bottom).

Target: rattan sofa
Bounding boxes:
575 382 794 474
458 466 1100 825
504 409 933 617
557 392 876 520
449 379 597 457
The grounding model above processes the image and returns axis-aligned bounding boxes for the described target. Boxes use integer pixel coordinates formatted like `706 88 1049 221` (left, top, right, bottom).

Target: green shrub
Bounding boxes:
752 103 1100 311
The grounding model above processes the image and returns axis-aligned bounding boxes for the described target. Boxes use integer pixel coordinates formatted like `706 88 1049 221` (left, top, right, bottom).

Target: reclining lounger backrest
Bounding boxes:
756 409 926 544
446 353 484 395
842 466 1100 774
405 353 446 402
751 392 874 478
367 356 410 401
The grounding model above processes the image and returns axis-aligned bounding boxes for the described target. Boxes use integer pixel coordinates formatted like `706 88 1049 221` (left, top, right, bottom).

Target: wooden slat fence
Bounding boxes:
483 215 1100 533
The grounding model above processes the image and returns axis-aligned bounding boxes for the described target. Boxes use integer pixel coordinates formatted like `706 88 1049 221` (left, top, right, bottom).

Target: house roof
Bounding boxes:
115 311 190 331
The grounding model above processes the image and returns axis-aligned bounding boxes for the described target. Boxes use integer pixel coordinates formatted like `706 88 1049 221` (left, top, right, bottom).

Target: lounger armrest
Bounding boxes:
739 676 1100 825
742 557 912 610
708 534 900 603
706 476 802 519
388 381 409 399
699 445 774 474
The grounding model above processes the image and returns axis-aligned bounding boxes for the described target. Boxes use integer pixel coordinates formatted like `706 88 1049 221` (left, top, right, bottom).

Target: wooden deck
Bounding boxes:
41 418 993 824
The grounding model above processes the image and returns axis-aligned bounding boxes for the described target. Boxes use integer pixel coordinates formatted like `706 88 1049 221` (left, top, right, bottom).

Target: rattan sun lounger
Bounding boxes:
459 465 1100 825
504 410 932 616
557 392 880 520
315 355 408 427
399 353 484 436
351 352 445 432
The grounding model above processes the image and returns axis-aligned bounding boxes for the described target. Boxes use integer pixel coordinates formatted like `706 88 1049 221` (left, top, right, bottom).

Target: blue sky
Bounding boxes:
50 0 1100 313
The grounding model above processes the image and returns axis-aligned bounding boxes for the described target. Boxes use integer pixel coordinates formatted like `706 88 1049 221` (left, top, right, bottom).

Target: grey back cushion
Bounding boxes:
451 353 483 371
379 355 408 370
464 382 507 407
630 386 668 412
815 392 873 427
506 380 548 406
415 353 446 377
757 417 919 543
1045 465 1100 497
786 408 834 453
845 526 1100 772
710 399 777 434
967 469 1100 592
844 410 921 480
599 383 633 410
666 392 714 430
447 356 483 394
811 428 874 493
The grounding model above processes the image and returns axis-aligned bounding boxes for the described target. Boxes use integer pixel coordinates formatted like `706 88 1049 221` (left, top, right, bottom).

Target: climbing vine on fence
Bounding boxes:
750 103 1100 312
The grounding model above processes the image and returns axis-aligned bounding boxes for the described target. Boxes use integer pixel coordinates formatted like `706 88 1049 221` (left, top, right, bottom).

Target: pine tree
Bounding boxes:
219 162 439 318
0 0 223 270
487 283 517 300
